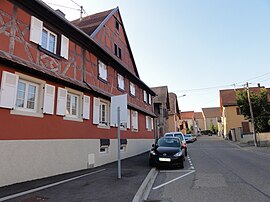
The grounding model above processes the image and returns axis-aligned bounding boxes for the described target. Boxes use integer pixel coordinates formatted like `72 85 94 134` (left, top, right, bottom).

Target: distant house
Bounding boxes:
151 86 170 138
180 111 195 134
194 112 204 133
168 93 180 132
219 88 259 138
202 107 221 132
0 0 155 186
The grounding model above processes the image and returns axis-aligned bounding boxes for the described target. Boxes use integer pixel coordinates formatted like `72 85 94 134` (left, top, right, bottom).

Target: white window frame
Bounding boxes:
117 74 125 90
93 97 110 128
149 94 152 104
62 88 83 122
98 60 108 81
100 146 109 154
15 79 39 112
143 90 148 103
130 82 135 96
146 116 153 131
10 72 45 118
99 100 109 126
131 110 138 132
41 27 57 54
66 92 79 118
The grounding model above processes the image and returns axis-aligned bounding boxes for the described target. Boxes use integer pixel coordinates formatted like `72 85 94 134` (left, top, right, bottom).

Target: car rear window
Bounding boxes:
174 134 183 140
164 134 173 137
158 138 180 147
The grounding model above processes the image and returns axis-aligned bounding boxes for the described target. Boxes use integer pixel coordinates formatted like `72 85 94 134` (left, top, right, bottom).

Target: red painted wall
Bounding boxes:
0 0 154 140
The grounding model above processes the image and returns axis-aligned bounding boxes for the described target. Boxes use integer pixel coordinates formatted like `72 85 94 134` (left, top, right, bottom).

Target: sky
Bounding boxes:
43 0 270 112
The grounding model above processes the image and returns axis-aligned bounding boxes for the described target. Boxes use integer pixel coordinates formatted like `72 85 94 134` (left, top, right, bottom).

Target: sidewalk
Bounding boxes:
226 139 270 156
0 152 155 202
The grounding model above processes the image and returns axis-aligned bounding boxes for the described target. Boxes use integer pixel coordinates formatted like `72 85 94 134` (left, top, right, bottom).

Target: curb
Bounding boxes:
132 168 158 202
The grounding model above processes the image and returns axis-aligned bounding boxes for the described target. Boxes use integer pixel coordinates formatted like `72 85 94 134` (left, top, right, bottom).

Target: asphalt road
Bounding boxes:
147 135 270 202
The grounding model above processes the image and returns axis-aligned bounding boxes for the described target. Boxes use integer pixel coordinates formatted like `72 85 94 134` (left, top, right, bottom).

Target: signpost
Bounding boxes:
110 94 127 179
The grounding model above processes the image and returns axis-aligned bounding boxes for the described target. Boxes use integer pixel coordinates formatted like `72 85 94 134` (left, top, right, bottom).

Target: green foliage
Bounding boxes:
210 123 217 134
236 88 270 132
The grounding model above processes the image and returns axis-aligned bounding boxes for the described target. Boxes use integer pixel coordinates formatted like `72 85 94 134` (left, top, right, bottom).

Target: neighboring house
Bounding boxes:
151 86 170 138
0 0 155 187
219 88 260 139
180 111 195 134
202 107 221 132
168 93 180 132
194 112 204 134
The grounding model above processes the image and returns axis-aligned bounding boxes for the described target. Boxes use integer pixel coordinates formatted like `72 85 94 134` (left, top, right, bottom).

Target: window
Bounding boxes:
146 116 154 131
118 74 125 90
41 27 57 53
66 93 79 118
236 107 241 115
131 110 138 131
115 20 120 31
114 43 122 59
0 71 55 118
93 97 110 128
149 94 152 104
98 60 107 81
15 79 38 112
120 139 127 151
143 90 148 103
130 82 135 96
56 87 90 121
100 139 110 153
30 16 69 59
99 101 108 126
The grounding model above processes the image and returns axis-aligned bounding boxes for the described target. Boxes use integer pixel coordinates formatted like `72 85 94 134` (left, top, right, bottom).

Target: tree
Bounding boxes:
236 88 270 132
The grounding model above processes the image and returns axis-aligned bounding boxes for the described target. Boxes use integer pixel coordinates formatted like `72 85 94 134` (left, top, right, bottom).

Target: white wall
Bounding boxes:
0 139 154 187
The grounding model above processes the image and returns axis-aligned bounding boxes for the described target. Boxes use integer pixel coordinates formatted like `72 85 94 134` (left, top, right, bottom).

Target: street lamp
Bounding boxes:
178 94 186 98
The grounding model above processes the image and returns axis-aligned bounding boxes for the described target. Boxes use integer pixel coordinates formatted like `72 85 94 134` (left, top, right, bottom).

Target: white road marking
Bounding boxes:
152 170 195 190
159 169 195 173
0 169 106 202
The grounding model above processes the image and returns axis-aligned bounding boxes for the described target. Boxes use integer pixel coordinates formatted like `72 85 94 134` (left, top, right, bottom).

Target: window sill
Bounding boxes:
98 77 108 84
38 46 61 60
11 109 44 118
117 87 125 93
98 124 110 129
63 116 83 122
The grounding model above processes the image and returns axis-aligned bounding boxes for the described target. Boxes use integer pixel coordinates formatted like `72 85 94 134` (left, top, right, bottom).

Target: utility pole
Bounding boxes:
246 82 257 147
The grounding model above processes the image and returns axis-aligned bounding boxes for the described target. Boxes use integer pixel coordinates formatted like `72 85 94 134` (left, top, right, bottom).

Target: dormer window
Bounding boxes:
114 43 122 59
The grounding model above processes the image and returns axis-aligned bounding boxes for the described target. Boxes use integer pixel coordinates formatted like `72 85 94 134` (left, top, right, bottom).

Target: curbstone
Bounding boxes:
132 168 158 202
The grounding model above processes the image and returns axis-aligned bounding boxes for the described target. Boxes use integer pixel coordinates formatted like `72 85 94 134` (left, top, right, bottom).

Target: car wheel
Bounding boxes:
149 160 155 167
179 157 184 169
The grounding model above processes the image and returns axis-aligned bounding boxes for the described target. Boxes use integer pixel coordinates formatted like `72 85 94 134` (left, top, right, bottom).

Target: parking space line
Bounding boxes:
152 170 195 190
0 169 106 202
159 170 194 173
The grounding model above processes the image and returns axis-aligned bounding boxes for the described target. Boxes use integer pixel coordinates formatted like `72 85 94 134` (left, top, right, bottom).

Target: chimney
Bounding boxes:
258 83 261 88
55 9 65 18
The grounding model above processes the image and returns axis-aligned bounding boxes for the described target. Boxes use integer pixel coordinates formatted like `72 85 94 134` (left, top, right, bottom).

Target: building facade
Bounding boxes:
0 0 155 187
168 93 180 132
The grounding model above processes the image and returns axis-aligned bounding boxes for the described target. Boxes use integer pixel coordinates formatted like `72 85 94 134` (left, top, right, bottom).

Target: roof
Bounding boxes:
168 93 179 115
72 9 114 37
181 111 194 120
202 107 221 118
220 87 269 107
194 112 203 119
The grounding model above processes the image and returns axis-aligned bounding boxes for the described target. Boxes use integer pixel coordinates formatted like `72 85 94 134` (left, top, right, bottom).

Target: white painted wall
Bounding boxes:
0 138 154 187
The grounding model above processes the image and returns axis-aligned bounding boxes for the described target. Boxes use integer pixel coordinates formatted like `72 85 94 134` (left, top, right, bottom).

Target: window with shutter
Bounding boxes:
43 84 55 114
143 90 148 103
61 35 69 60
130 82 135 96
127 110 130 129
98 60 107 81
56 87 67 116
132 110 138 131
83 95 90 120
0 71 19 109
117 74 125 90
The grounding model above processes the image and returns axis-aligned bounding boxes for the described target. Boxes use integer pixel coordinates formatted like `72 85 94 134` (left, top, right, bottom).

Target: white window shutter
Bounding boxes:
43 84 55 114
30 16 43 45
132 111 138 130
61 35 69 60
56 87 67 116
127 110 130 129
151 117 154 130
83 95 90 120
104 65 107 81
146 116 149 130
143 91 147 102
0 71 18 109
93 97 100 124
149 94 152 104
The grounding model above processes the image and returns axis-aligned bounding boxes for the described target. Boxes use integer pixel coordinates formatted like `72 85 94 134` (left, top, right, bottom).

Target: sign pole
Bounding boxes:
117 106 121 179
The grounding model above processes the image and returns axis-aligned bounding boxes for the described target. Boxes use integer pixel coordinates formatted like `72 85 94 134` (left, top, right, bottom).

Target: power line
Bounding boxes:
45 2 80 11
